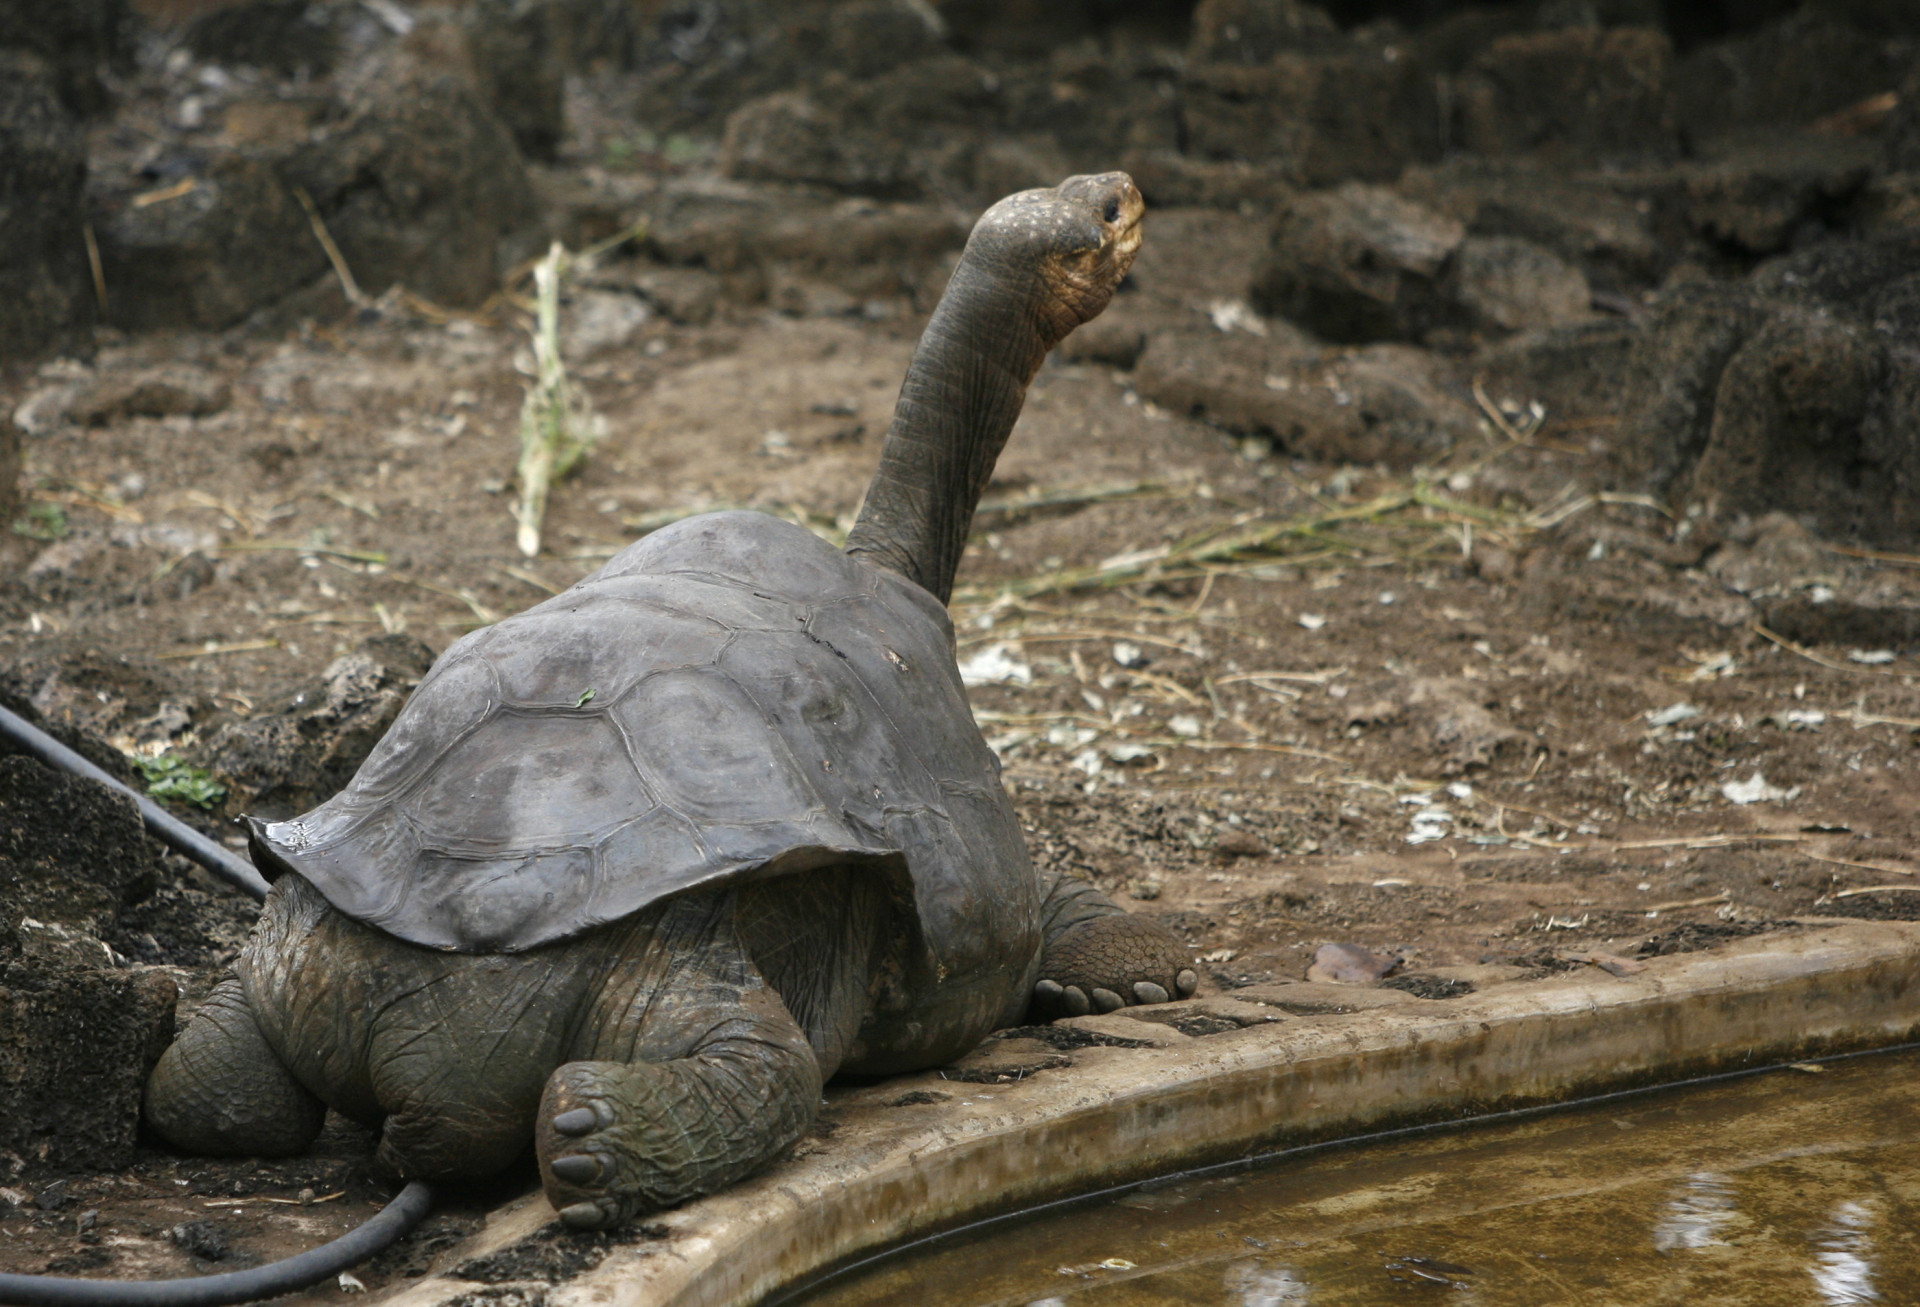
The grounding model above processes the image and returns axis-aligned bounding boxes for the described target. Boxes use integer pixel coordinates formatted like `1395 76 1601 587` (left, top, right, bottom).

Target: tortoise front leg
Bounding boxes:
1029 866 1197 1019
536 890 820 1230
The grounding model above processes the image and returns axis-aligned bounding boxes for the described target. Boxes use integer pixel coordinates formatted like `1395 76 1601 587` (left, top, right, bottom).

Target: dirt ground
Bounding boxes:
6 2 1920 1287
6 193 1920 1286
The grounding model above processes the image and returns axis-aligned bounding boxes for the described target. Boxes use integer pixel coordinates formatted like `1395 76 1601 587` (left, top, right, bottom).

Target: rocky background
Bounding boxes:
3 0 1920 1283
5 0 1919 533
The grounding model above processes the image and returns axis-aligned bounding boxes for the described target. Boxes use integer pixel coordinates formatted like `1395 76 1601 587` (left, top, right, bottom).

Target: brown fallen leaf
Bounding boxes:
1307 941 1401 984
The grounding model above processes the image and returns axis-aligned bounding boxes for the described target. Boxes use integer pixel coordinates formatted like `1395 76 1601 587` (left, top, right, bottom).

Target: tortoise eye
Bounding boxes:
1102 198 1120 223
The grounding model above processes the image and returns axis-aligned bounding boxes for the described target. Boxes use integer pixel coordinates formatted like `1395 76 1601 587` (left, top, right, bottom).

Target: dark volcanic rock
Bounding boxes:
1611 280 1770 495
1186 0 1345 63
1675 8 1914 140
1181 47 1441 187
1683 307 1887 532
1888 63 1920 173
284 41 543 308
88 152 325 334
1445 235 1591 334
1134 328 1475 468
0 961 177 1175
626 0 949 136
185 0 340 77
635 186 966 306
1120 149 1294 212
1677 137 1880 257
1616 232 1920 545
1397 157 1669 292
720 55 1000 198
1475 318 1642 430
722 87 920 198
0 756 178 1175
0 756 159 943
0 52 94 362
1455 26 1679 163
1249 183 1464 343
204 634 433 820
0 0 129 115
462 0 567 161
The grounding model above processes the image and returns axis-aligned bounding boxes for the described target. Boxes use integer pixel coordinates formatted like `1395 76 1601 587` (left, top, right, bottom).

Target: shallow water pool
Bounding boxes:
795 1049 1920 1305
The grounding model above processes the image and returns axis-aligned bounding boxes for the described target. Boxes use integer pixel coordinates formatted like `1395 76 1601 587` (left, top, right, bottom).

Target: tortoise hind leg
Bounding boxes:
1029 866 1198 1019
145 973 326 1156
535 890 821 1230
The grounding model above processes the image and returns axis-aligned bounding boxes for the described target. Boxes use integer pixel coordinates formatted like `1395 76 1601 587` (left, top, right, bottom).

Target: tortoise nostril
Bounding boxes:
1103 198 1121 223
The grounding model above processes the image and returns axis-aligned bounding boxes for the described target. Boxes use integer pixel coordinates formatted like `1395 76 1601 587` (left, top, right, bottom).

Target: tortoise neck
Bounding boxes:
844 258 1056 605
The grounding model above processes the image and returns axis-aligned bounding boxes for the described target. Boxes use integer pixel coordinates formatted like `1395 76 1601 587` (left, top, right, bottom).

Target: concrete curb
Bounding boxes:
376 920 1920 1307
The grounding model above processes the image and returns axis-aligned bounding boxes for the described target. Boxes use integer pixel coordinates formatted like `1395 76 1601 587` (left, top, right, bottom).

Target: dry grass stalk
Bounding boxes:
515 242 598 558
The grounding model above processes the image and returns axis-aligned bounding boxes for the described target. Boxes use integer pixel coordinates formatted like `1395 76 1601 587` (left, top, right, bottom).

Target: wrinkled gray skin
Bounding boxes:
144 174 1197 1231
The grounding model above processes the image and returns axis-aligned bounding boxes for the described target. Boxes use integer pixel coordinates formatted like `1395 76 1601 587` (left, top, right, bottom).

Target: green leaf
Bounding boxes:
133 754 227 810
11 503 68 541
575 688 596 708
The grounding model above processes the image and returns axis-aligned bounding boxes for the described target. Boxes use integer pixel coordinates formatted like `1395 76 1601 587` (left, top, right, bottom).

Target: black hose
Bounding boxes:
0 703 269 901
0 1181 434 1307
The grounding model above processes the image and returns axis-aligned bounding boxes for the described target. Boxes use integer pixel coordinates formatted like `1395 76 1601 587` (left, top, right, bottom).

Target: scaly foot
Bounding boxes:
1031 913 1197 1019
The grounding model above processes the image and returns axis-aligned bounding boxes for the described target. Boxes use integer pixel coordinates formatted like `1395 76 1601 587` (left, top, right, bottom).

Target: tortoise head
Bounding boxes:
968 172 1145 341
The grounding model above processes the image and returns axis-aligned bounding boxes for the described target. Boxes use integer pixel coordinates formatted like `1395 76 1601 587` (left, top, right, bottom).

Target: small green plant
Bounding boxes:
135 755 228 810
11 502 68 541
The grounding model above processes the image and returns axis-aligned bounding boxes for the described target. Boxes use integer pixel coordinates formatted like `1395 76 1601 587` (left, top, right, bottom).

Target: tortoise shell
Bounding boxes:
248 512 1037 986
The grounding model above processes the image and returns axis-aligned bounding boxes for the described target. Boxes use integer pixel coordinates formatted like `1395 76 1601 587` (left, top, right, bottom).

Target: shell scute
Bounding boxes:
403 710 644 853
337 652 499 805
612 668 819 827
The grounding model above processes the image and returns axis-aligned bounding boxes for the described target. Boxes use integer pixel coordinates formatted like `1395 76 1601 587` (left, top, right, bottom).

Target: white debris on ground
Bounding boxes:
1645 703 1701 727
958 643 1032 686
1206 299 1268 336
1722 772 1801 805
1397 791 1454 844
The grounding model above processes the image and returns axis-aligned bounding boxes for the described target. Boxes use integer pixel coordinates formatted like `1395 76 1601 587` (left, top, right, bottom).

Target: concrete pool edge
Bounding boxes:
378 919 1920 1307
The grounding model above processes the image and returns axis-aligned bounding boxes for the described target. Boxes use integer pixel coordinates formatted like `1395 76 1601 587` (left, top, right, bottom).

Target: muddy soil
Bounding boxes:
4 0 1920 1295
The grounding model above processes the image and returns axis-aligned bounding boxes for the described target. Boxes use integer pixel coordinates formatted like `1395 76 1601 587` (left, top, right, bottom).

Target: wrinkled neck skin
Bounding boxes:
844 252 1067 606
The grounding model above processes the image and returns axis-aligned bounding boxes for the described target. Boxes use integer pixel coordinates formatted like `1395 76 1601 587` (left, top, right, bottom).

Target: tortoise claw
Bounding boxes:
558 1201 610 1230
1090 987 1125 1013
1061 984 1092 1016
552 1108 598 1137
1034 978 1064 1002
1133 980 1170 1005
1176 968 1198 997
550 1153 604 1185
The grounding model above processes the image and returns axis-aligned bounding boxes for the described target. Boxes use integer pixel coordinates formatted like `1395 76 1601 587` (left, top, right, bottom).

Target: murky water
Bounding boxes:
796 1050 1920 1306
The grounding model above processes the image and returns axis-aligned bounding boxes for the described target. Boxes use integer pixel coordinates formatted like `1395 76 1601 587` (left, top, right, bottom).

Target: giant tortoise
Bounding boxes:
143 172 1196 1231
